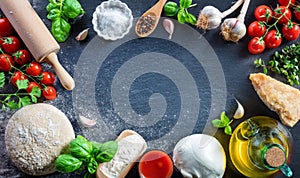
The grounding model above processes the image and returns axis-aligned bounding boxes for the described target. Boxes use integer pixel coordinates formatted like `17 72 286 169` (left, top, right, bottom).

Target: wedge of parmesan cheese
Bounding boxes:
97 130 147 178
249 73 300 127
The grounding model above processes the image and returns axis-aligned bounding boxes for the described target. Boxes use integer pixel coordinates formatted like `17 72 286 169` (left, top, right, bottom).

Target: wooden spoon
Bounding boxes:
135 0 168 38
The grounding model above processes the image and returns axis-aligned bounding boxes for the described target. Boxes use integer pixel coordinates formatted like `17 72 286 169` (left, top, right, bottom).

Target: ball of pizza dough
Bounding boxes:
5 103 75 176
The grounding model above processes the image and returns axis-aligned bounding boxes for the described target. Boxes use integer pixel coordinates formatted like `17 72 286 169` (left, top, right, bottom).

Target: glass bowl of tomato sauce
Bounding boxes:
138 150 174 178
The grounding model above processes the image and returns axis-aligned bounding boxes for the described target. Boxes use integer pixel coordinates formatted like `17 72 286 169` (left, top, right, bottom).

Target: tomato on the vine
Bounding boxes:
11 71 28 87
26 81 41 93
42 86 57 100
248 21 267 38
2 36 21 54
282 22 300 40
41 71 56 85
264 30 282 49
274 6 292 24
254 5 273 22
0 54 14 72
278 0 295 6
13 49 32 66
26 61 42 76
294 5 300 21
0 18 14 37
248 37 265 54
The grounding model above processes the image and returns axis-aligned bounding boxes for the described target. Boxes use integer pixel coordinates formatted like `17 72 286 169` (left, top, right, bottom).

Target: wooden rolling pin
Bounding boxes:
0 0 75 90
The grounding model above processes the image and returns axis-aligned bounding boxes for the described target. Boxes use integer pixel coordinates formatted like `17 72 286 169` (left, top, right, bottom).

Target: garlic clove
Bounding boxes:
79 115 96 127
233 98 244 119
162 18 174 39
75 28 89 41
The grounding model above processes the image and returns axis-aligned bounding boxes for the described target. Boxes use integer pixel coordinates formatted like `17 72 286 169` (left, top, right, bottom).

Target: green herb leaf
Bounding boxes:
211 119 227 128
177 9 187 24
69 135 93 160
163 1 179 16
51 18 71 42
63 0 85 19
19 96 31 107
220 111 230 124
0 72 5 88
87 158 98 174
55 154 83 173
95 141 118 163
180 0 192 9
6 100 19 110
224 125 232 135
185 13 197 25
29 86 42 103
91 141 102 157
16 79 29 90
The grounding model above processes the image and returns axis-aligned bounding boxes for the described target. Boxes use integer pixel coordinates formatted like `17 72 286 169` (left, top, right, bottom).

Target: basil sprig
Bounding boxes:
46 0 85 42
55 135 118 177
163 0 197 25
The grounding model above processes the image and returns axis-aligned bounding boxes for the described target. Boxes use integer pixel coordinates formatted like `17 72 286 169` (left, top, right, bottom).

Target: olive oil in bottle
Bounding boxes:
229 116 293 178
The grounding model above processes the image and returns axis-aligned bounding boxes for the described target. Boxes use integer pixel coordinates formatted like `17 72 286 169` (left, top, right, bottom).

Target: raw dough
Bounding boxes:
5 103 75 176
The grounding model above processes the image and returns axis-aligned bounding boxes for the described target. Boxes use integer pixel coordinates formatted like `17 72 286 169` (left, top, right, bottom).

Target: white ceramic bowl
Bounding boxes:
92 0 133 40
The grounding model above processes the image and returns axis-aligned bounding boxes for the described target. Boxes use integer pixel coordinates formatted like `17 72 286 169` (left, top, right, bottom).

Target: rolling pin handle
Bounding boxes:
46 53 75 90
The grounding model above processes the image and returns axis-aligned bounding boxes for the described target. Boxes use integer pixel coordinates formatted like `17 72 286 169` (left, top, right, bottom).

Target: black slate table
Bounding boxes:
0 0 300 178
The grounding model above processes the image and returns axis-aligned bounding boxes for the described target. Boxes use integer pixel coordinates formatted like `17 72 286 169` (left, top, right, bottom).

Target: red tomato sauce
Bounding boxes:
138 150 173 178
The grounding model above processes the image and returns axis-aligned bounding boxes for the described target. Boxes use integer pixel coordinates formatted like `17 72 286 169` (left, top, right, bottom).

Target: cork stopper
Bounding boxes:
265 147 285 168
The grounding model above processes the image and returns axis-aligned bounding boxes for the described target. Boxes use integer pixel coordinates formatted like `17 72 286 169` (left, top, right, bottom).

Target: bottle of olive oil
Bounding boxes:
229 116 293 178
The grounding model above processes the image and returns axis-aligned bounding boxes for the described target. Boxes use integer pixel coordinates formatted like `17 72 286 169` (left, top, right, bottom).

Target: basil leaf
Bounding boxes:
47 9 61 20
63 0 85 19
95 141 118 163
186 13 197 25
177 9 187 24
163 2 179 17
51 18 70 42
211 119 227 128
220 111 230 124
55 154 83 173
180 0 192 9
87 158 98 174
69 135 93 160
224 125 232 135
91 141 102 157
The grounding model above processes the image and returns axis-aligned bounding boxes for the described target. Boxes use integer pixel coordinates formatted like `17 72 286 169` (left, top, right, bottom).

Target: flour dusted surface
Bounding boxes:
100 134 145 177
5 104 75 176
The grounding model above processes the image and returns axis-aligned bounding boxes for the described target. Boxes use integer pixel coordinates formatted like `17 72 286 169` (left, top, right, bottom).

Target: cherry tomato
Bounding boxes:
282 22 300 40
264 30 282 49
26 61 42 76
2 36 21 54
13 49 32 66
248 21 267 38
274 6 292 24
26 81 41 93
42 86 57 100
254 5 273 22
248 37 265 54
41 71 56 85
11 71 28 87
0 18 14 36
0 54 14 72
278 0 295 6
294 5 300 21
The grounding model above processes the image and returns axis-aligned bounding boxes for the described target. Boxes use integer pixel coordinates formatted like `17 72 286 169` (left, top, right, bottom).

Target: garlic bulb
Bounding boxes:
196 6 223 30
221 18 246 42
196 0 244 30
173 134 226 178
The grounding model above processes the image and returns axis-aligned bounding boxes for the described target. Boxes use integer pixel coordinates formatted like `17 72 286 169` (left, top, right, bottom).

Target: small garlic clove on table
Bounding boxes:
75 28 89 41
79 115 96 127
233 98 244 119
162 18 174 39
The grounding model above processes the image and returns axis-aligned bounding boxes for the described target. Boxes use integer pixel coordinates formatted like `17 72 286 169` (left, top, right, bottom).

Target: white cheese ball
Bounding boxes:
173 134 226 178
5 103 75 176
